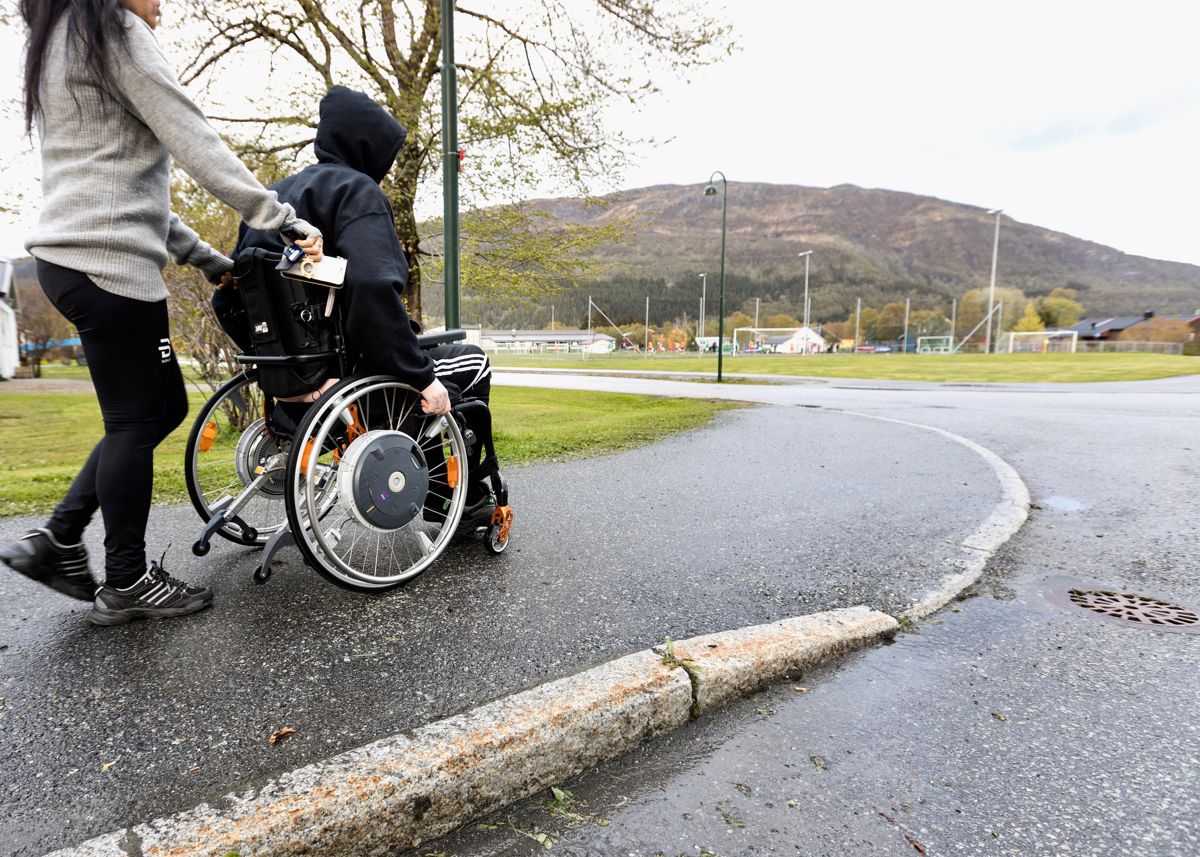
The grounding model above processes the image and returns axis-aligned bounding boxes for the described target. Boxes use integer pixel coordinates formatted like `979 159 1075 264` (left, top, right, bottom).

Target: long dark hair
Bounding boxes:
21 0 130 133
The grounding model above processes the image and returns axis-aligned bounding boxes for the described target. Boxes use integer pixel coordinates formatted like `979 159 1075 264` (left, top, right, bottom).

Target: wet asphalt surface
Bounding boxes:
0 404 996 855
424 371 1200 857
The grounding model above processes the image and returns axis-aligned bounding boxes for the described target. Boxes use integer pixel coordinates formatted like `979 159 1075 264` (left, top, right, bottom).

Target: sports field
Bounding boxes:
490 352 1199 383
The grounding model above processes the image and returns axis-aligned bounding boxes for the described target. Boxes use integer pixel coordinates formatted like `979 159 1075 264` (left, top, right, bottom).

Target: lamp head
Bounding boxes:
704 185 717 197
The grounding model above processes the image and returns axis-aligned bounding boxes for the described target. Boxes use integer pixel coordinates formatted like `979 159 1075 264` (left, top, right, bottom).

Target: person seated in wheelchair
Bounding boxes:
214 86 497 536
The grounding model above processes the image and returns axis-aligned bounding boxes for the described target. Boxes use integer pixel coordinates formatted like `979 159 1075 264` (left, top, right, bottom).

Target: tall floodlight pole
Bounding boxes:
903 297 911 353
645 296 650 357
854 297 862 354
951 298 957 347
586 295 592 361
704 172 728 382
698 273 707 344
984 208 1002 353
798 250 812 356
440 0 460 328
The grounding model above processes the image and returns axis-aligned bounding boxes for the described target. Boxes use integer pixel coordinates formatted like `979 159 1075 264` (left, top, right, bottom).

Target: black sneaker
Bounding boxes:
89 561 213 626
0 528 95 601
455 493 496 539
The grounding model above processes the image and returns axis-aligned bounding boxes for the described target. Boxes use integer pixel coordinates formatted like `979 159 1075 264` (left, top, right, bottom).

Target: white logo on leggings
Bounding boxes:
158 338 172 363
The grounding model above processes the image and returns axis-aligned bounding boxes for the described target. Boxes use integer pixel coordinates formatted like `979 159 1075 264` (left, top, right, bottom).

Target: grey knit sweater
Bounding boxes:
26 10 314 302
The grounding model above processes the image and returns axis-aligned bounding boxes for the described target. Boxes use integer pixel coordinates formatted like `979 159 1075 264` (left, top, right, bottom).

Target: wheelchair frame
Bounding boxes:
184 273 511 592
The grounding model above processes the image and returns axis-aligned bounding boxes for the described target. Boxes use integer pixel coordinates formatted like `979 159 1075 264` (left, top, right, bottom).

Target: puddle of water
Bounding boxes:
1040 495 1087 512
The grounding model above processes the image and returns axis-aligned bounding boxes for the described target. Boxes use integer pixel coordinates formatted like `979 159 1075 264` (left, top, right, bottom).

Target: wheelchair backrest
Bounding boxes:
227 247 341 399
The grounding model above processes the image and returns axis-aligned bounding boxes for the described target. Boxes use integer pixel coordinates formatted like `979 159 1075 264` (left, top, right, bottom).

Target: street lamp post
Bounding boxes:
984 208 1002 354
440 0 460 328
704 172 728 382
798 250 812 355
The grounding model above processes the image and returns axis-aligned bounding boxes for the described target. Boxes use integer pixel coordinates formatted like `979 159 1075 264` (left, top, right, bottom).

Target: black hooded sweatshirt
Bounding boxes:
235 86 435 389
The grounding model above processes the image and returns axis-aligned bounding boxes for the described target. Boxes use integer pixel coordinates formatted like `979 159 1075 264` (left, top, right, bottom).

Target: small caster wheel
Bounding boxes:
485 523 509 555
253 564 272 585
192 540 210 557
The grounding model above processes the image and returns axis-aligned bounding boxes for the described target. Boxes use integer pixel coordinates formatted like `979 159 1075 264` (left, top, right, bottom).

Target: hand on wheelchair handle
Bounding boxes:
293 233 324 262
420 379 451 416
280 218 324 263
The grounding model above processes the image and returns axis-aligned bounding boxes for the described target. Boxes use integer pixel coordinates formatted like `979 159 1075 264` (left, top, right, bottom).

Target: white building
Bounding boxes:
481 329 616 354
0 259 18 381
763 327 826 354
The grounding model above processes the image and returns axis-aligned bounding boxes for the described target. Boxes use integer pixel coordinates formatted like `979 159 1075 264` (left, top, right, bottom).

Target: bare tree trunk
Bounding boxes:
387 161 424 323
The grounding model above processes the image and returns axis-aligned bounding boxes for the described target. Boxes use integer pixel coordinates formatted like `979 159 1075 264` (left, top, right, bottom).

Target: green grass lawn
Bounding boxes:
491 351 1200 383
0 387 738 517
36 362 207 384
31 363 94 382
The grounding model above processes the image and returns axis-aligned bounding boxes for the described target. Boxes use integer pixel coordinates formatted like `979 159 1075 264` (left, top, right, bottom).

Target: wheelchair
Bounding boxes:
182 249 512 592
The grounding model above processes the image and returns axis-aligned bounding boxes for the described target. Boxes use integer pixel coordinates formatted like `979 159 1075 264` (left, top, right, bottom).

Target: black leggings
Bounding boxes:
37 261 188 586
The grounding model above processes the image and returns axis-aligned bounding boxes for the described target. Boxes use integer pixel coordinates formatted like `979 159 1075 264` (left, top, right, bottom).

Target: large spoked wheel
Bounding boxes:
184 371 288 546
284 375 470 592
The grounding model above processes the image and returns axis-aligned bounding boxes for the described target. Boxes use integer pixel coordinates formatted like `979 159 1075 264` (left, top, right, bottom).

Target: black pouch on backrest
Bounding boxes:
212 284 253 354
229 248 339 399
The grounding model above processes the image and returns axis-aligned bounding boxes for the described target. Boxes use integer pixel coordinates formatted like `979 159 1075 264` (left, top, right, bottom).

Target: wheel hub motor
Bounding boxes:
336 430 429 531
235 418 287 496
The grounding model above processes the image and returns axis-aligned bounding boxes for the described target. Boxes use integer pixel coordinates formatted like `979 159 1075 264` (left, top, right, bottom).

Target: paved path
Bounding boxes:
0 401 997 855
428 371 1200 856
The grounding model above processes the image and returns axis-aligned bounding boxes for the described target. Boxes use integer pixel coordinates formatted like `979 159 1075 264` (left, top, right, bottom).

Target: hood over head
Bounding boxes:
313 86 408 184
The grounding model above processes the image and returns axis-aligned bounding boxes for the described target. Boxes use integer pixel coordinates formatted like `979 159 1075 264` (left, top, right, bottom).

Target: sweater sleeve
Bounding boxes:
107 13 309 236
166 213 233 283
337 212 436 389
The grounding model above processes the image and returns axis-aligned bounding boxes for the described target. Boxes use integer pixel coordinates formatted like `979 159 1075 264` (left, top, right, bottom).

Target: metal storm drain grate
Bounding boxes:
1053 588 1200 634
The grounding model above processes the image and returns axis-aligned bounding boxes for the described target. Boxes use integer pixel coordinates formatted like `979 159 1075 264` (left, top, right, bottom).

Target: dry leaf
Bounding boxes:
792 686 808 694
269 726 297 746
100 760 116 773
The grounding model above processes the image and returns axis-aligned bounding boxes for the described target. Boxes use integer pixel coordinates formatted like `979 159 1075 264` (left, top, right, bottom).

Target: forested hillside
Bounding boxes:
450 182 1200 330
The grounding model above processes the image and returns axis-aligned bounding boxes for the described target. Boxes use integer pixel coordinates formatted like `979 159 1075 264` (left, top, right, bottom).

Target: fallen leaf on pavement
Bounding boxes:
269 726 297 745
100 761 116 773
792 686 808 694
991 712 1008 722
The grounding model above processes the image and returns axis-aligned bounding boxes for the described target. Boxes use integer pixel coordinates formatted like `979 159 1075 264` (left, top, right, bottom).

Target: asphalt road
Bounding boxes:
424 369 1200 856
0 402 998 855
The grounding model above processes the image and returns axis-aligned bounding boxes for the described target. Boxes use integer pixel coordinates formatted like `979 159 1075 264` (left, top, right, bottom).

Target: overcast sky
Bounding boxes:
2 0 1198 266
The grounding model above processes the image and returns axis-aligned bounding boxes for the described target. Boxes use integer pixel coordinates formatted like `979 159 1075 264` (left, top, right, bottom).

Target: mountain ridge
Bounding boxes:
526 182 1200 318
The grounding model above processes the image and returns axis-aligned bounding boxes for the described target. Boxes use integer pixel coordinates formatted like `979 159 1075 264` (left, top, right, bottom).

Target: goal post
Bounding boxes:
916 335 955 354
1001 330 1079 354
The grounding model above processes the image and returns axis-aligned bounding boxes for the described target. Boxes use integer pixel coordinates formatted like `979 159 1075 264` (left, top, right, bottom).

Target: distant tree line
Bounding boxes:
449 271 1093 346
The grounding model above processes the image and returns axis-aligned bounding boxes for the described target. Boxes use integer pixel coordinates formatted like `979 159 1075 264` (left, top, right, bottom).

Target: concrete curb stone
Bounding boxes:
660 606 899 714
46 650 691 857
844 412 1030 620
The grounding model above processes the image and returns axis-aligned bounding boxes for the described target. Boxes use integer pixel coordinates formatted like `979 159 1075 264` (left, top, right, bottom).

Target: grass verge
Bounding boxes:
491 352 1200 383
0 387 739 518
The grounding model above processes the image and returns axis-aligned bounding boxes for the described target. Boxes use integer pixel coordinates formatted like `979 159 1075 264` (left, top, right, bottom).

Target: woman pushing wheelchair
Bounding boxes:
2 0 323 625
